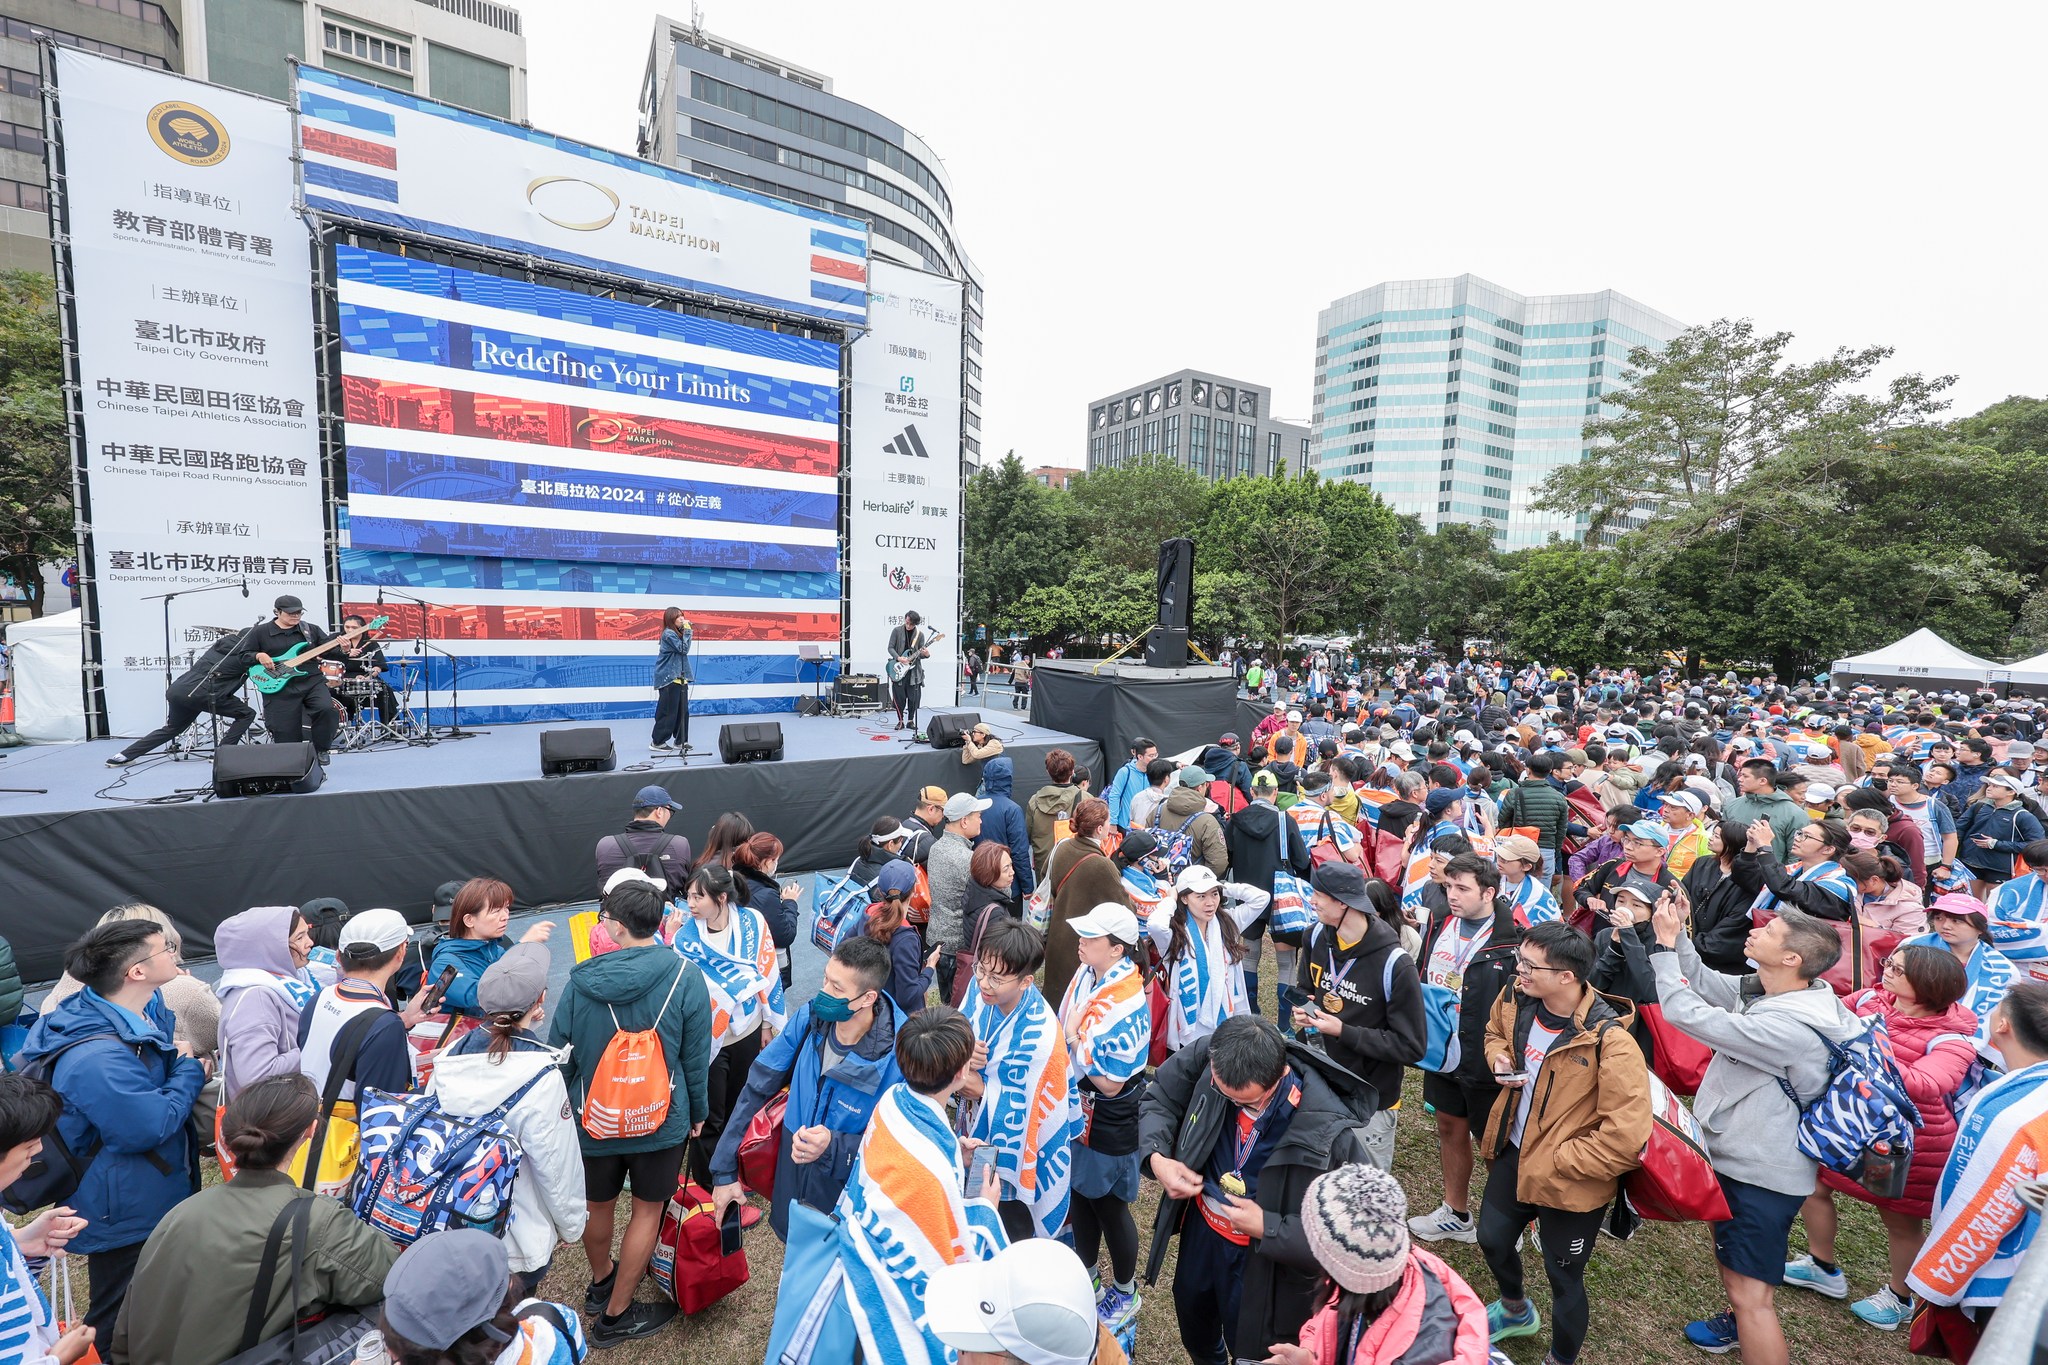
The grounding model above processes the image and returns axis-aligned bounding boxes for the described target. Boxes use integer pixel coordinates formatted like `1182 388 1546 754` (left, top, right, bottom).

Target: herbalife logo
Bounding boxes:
882 424 929 459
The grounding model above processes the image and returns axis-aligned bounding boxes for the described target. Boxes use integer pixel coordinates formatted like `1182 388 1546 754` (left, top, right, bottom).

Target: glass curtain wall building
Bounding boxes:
638 20 984 469
1313 274 1683 547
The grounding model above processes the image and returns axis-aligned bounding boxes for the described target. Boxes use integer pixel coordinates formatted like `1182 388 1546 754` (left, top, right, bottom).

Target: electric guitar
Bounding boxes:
885 629 945 683
248 614 390 694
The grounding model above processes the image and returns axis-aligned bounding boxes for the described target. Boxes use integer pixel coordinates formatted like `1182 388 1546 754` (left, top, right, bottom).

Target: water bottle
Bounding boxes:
354 1329 391 1365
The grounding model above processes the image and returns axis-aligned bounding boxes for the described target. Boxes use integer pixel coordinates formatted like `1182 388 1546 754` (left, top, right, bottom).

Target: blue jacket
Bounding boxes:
975 757 1036 893
654 626 692 688
15 989 203 1253
1103 759 1148 830
707 998 905 1240
426 935 511 1018
1957 799 2046 880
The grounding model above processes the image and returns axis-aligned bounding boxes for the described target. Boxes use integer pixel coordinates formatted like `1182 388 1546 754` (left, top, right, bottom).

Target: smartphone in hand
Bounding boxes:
418 965 458 1016
719 1203 743 1256
963 1142 997 1197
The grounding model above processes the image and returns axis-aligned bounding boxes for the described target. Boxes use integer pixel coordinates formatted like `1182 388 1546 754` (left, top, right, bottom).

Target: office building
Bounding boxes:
1086 369 1310 482
0 0 184 272
637 18 984 468
1314 274 1684 547
189 0 527 117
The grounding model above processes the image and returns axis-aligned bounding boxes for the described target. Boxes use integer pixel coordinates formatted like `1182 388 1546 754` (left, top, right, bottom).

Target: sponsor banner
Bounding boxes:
847 260 965 705
335 244 843 717
295 67 869 326
55 50 328 736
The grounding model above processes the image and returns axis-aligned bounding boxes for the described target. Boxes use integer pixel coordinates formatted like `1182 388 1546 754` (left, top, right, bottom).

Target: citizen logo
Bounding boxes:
875 534 939 550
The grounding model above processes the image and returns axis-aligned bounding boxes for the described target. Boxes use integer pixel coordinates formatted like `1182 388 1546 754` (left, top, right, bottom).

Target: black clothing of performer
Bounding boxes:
888 618 929 731
109 634 256 762
247 615 340 753
334 634 396 723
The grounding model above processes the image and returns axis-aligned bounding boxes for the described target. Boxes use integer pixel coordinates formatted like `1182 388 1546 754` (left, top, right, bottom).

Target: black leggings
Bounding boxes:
1071 1190 1139 1286
1477 1143 1605 1365
690 1025 763 1187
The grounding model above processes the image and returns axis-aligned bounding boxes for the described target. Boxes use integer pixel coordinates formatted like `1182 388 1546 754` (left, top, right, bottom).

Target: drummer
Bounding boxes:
335 612 397 724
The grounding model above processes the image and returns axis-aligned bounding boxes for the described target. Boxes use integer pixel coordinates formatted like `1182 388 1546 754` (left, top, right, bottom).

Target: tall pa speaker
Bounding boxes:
539 727 616 776
926 711 980 750
719 721 784 764
213 741 324 797
1146 536 1195 668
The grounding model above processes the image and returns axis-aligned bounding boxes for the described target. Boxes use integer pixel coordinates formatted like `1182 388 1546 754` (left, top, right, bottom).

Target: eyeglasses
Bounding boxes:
1514 956 1570 974
134 942 181 968
1882 955 1906 973
974 963 1026 985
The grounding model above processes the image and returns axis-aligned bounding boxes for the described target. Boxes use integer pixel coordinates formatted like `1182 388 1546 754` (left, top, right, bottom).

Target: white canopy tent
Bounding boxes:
5 608 87 740
1829 628 2001 693
1993 648 2048 695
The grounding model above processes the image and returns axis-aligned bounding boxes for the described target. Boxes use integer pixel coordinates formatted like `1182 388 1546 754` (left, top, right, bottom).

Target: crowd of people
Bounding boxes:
6 656 2048 1364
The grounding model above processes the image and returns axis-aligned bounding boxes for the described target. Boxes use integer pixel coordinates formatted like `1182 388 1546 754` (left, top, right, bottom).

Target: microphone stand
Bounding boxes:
138 578 252 757
374 587 482 742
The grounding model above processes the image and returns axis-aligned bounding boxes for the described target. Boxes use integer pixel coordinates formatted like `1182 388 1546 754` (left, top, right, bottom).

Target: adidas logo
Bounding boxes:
883 424 929 459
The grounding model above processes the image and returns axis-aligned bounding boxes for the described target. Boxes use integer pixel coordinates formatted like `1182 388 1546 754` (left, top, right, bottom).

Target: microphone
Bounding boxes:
241 578 249 598
377 588 384 606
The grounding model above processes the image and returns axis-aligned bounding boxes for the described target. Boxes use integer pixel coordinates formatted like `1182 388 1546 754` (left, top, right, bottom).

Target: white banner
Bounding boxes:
57 50 327 736
293 66 870 328
848 260 964 709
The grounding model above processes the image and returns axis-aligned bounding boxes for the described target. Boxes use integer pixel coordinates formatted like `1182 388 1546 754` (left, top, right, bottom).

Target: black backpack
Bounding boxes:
2 1033 173 1214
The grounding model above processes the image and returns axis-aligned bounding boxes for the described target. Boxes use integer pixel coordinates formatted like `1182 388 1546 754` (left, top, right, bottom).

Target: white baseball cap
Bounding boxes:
925 1240 1102 1365
1174 865 1221 896
602 867 664 896
338 907 409 953
1068 902 1141 946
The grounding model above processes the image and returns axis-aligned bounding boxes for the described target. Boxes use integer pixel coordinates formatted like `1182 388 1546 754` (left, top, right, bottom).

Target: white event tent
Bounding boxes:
1829 628 2000 693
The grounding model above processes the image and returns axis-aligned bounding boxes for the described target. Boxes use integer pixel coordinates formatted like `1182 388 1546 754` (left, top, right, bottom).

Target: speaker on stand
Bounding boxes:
1146 537 1196 669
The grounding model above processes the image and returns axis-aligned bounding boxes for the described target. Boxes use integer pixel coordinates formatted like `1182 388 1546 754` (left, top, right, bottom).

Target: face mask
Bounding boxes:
811 990 864 1025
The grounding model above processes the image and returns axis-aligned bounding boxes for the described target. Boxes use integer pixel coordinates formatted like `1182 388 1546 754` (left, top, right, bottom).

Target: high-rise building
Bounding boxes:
1086 369 1310 482
0 0 184 272
1314 275 1684 547
189 0 527 117
636 19 984 469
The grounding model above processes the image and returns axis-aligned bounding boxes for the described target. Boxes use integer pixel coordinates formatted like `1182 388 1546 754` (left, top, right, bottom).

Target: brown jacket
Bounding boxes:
1480 983 1652 1213
1039 836 1129 1006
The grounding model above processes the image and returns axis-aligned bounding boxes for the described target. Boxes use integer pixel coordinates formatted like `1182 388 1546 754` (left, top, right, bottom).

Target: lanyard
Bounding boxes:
1435 916 1491 975
1230 1075 1294 1174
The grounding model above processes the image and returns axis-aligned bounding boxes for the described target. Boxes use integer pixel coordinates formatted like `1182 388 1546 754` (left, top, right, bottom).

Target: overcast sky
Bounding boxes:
524 3 2047 471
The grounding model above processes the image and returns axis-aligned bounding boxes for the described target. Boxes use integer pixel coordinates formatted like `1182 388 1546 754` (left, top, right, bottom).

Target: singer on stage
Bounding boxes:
651 606 693 755
102 630 256 766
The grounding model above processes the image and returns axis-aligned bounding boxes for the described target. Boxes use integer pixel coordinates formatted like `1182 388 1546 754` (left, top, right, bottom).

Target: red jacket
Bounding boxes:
1295 1247 1493 1365
1821 990 1980 1217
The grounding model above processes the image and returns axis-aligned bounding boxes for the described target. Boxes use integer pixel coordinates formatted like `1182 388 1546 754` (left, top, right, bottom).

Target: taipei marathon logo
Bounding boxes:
147 101 230 167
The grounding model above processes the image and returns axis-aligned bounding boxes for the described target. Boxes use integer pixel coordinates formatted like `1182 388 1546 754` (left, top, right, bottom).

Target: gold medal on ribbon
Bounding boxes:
1220 1172 1246 1198
1322 992 1345 1014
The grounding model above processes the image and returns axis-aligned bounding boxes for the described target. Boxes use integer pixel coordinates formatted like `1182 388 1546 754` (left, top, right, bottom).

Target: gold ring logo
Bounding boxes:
526 176 620 231
147 101 229 167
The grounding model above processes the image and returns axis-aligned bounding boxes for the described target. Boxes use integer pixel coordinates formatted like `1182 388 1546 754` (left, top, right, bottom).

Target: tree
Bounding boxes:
1952 395 2048 458
1382 519 1508 650
963 452 1073 626
1535 317 1954 544
0 271 70 617
1065 455 1211 573
1199 471 1400 641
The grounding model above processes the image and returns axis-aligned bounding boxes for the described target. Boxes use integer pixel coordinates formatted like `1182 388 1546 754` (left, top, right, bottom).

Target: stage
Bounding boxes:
0 710 1099 982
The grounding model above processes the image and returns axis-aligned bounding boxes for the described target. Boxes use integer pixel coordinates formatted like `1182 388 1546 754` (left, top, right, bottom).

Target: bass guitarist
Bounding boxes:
887 609 931 732
244 594 343 763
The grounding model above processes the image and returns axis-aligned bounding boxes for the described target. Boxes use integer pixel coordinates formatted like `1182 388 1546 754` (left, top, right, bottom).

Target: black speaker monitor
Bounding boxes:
926 711 981 750
1147 537 1196 669
719 721 784 764
539 727 617 777
212 742 324 798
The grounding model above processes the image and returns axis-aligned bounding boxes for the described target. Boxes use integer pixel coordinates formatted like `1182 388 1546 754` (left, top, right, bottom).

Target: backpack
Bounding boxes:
1627 1069 1734 1222
1382 950 1460 1073
811 862 872 952
347 1067 552 1245
628 833 679 882
1776 1015 1923 1199
1 1033 163 1213
1151 808 1205 880
581 965 690 1141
